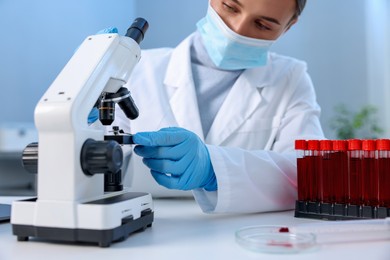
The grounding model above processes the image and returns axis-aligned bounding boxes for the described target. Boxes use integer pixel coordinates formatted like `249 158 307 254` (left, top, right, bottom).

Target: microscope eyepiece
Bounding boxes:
125 17 149 44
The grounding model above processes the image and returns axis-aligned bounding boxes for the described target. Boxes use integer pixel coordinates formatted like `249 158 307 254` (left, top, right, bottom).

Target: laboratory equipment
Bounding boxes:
235 225 316 254
348 139 363 205
295 139 390 220
99 87 139 126
378 139 390 207
11 18 154 247
319 140 332 203
332 140 348 204
361 140 378 206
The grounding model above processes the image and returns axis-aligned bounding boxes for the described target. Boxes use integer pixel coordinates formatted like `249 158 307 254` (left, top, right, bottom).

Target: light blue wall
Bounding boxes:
272 0 368 137
0 0 376 138
0 0 137 123
134 0 208 49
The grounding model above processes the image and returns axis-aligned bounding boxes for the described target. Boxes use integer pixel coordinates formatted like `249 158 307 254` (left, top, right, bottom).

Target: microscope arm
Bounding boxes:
34 28 143 202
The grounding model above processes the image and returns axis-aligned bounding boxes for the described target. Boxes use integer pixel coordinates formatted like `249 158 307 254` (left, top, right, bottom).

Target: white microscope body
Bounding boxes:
11 19 153 247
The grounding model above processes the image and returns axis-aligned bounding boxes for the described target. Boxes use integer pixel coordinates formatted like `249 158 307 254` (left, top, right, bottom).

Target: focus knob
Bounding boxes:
80 139 123 176
22 142 39 174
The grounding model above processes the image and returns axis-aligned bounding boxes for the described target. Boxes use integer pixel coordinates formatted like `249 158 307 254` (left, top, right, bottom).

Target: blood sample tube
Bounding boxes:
295 140 308 201
332 140 348 204
361 140 378 206
307 140 321 202
347 139 362 205
377 139 390 208
320 140 333 203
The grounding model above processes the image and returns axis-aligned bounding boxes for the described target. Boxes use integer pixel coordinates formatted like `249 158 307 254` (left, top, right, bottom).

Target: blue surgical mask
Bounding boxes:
196 5 275 70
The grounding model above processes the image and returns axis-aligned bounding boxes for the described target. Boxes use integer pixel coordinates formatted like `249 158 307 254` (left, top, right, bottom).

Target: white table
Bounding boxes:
1 196 389 260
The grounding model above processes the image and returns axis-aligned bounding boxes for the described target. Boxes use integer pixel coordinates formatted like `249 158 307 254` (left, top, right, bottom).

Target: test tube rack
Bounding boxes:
295 201 390 220
294 139 390 220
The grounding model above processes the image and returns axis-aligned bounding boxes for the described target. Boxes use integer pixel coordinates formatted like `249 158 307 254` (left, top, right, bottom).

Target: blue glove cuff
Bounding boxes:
203 168 217 191
202 149 217 191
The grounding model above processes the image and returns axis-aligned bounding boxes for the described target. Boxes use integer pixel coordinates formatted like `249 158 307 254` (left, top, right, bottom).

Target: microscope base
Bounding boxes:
11 192 154 247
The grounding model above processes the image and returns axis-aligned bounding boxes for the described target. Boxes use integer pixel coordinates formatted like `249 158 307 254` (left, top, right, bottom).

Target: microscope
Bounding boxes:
11 18 153 247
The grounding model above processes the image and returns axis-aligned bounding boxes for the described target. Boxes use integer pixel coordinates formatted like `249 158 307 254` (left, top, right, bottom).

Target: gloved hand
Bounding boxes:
87 27 119 124
88 107 99 124
133 127 217 191
96 27 118 34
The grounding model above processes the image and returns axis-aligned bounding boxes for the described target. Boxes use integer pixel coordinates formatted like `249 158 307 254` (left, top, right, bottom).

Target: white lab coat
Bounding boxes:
118 33 324 214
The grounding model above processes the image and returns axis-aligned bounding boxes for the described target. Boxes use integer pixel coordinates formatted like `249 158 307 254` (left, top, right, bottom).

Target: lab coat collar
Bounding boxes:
206 65 271 145
164 33 274 144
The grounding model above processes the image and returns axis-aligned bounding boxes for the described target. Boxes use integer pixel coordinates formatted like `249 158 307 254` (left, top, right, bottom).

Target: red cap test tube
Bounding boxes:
332 140 348 204
377 139 390 207
361 140 378 206
307 140 320 202
320 140 332 203
348 139 362 205
295 140 308 201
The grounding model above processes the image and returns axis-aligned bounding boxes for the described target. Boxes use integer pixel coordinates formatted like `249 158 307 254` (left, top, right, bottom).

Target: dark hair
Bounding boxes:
295 0 307 17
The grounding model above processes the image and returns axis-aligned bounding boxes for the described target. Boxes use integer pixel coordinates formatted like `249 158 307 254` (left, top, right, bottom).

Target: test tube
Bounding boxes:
347 139 362 205
320 140 332 203
295 140 308 201
307 140 321 202
332 140 348 204
377 139 390 208
361 140 378 206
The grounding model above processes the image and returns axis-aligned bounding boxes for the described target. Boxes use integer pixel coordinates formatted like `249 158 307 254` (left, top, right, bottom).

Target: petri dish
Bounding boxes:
235 225 317 254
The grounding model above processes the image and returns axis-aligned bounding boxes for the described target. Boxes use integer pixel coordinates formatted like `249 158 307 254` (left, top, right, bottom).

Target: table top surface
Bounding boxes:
0 196 389 260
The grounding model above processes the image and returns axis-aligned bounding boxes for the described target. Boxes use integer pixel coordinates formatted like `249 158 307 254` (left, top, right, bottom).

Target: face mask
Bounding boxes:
196 5 275 70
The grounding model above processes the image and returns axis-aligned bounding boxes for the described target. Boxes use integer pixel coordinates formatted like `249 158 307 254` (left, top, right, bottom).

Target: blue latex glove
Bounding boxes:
96 27 118 34
133 127 217 191
86 27 118 124
88 107 99 124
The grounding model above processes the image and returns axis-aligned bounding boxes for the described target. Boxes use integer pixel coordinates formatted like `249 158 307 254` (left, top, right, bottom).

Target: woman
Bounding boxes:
111 0 324 213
